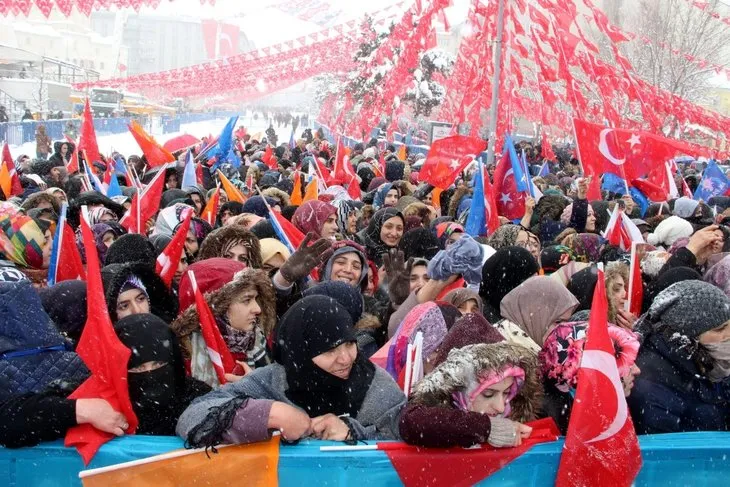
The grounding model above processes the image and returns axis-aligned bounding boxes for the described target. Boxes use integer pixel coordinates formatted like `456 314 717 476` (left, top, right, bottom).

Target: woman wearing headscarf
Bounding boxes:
172 266 276 387
0 214 53 286
292 200 338 239
356 207 405 267
540 322 640 433
487 224 541 264
434 221 465 250
375 302 461 382
399 343 541 448
101 261 178 324
176 295 406 446
153 204 193 238
186 217 213 260
628 281 730 433
88 206 118 226
90 222 125 265
216 201 244 227
443 288 483 316
704 255 730 297
563 233 603 263
373 183 400 209
197 225 263 268
496 276 580 354
259 238 291 276
0 313 211 447
479 247 539 323
333 199 362 240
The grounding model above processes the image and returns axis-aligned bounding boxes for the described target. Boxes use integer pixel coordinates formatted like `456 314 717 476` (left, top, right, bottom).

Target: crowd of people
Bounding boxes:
1 121 730 456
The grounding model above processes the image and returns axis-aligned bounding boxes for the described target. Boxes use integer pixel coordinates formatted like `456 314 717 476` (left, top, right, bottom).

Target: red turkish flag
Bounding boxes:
333 137 355 182
63 135 80 174
189 270 236 385
65 207 138 465
347 176 361 200
156 207 193 288
628 243 643 317
492 150 525 220
419 135 486 189
120 167 166 234
78 99 102 166
261 146 277 170
386 418 560 487
556 266 642 487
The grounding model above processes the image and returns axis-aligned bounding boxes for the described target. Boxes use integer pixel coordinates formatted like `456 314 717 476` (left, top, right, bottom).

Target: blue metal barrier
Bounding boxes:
1 112 242 146
2 432 730 486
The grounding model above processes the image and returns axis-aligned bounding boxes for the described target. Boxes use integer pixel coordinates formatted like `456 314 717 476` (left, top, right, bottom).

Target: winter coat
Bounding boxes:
171 268 276 362
0 315 210 448
176 363 405 447
47 141 75 168
0 281 88 403
35 132 51 156
627 330 730 434
399 343 542 448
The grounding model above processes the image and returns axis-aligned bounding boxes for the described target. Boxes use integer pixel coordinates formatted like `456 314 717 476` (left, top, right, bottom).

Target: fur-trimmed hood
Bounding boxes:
447 186 472 218
409 343 542 423
261 187 290 207
170 268 276 359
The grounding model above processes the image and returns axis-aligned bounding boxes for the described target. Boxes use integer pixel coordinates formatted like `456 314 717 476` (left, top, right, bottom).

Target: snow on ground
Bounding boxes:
9 113 299 161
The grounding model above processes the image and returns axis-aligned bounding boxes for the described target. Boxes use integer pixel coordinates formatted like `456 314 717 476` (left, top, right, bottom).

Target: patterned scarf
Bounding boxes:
0 215 45 269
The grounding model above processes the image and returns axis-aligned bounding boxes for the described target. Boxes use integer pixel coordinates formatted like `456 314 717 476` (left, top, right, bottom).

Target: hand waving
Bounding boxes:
278 232 334 283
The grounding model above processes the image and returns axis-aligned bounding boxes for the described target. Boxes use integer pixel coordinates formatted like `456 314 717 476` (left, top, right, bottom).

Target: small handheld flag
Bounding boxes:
188 270 236 385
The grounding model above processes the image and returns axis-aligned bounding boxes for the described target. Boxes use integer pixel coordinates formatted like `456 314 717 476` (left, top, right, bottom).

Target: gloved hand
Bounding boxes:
279 232 334 284
382 249 412 306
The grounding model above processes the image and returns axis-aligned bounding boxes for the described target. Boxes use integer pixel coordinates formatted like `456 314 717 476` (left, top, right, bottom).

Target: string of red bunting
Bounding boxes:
0 0 215 17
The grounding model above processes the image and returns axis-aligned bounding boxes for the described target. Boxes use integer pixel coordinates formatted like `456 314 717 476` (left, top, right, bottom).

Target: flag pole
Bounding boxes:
484 0 505 167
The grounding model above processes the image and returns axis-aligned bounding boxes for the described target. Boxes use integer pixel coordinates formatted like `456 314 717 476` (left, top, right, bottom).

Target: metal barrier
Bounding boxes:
1 111 242 146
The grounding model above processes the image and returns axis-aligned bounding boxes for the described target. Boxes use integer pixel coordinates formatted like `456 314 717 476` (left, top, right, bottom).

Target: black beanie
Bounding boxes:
105 233 157 267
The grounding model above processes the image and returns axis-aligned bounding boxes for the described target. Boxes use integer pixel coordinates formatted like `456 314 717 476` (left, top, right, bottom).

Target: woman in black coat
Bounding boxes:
0 314 210 447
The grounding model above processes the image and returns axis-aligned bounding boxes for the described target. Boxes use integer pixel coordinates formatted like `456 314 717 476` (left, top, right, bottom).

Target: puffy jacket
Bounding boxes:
627 331 730 434
0 281 87 402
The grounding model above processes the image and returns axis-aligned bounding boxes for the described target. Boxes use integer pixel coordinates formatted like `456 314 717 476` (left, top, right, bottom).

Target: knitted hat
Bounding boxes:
646 215 694 247
104 233 157 267
649 280 730 339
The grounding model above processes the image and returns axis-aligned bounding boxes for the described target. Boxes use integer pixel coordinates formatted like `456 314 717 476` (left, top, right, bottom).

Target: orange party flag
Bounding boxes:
217 170 246 203
290 171 303 206
80 437 280 487
128 121 176 168
302 177 319 203
397 144 407 160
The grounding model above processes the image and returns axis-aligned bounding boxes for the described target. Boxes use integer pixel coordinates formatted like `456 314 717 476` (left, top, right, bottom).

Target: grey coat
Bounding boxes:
176 363 406 447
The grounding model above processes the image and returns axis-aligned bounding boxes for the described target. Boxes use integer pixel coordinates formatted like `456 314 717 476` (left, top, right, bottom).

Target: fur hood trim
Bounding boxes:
410 343 542 423
170 268 276 359
261 187 291 207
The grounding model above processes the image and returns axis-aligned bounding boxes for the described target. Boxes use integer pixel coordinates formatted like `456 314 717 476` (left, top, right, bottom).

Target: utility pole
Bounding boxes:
485 0 505 166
